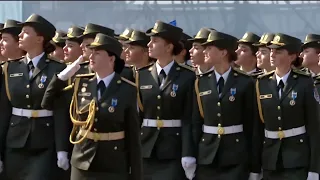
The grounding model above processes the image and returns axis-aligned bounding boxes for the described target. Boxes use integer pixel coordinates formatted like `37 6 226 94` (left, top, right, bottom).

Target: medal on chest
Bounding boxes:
289 91 297 106
170 84 179 97
38 75 47 89
229 88 236 102
108 98 118 113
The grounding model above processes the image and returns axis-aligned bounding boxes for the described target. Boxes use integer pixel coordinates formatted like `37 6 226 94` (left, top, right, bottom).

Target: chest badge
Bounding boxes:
229 88 236 102
290 91 297 106
170 84 179 97
38 75 47 89
108 98 118 113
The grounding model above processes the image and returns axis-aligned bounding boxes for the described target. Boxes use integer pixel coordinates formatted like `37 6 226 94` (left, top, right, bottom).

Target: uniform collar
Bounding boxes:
275 70 291 85
96 72 115 88
26 52 45 67
156 60 174 75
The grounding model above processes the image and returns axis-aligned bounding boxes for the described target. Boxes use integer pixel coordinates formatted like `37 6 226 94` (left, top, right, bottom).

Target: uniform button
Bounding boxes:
96 107 99 111
10 122 13 125
263 141 265 144
236 139 239 142
157 106 160 110
278 117 281 120
278 127 282 130
300 139 303 143
114 146 118 150
46 123 50 127
218 135 221 138
26 94 29 98
217 113 221 117
141 132 143 135
94 128 97 131
277 106 281 110
157 95 161 99
157 116 160 120
218 123 222 126
94 118 98 122
176 133 179 136
26 85 30 88
27 105 31 108
217 102 221 106
202 138 205 142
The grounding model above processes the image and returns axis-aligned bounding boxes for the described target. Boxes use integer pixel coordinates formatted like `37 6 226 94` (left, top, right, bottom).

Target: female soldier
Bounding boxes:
0 14 70 180
192 31 256 180
68 33 142 180
50 30 67 61
254 33 320 180
0 19 26 60
121 29 154 81
136 21 195 180
253 33 275 74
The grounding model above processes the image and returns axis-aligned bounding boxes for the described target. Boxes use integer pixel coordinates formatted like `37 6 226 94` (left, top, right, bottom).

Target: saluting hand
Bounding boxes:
57 55 83 81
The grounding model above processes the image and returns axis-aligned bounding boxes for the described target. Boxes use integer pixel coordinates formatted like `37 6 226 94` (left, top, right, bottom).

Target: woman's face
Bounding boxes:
147 36 172 59
18 26 43 52
0 33 20 58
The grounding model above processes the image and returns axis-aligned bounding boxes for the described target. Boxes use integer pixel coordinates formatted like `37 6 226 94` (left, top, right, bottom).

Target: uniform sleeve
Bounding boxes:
181 75 196 157
125 86 143 180
0 70 12 157
191 80 204 156
305 79 320 173
41 73 69 110
251 79 264 173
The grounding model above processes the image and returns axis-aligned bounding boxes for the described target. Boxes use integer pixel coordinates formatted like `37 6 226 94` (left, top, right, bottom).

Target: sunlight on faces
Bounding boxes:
124 44 147 64
80 38 94 59
301 47 319 67
147 36 173 59
89 49 115 72
0 33 20 58
270 48 296 68
189 42 205 67
63 40 82 62
235 43 253 65
51 44 64 60
203 45 226 65
256 47 271 69
18 26 44 52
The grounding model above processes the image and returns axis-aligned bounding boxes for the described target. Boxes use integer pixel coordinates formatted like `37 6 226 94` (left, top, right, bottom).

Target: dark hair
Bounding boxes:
163 39 183 56
212 40 238 62
292 56 302 68
31 24 56 54
55 42 65 48
106 50 125 74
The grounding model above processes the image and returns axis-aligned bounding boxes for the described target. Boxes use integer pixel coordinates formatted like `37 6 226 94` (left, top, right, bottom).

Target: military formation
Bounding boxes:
0 13 319 180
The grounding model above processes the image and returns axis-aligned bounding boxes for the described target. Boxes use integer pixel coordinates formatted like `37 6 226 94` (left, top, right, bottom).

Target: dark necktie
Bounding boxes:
277 80 284 96
158 69 166 86
97 81 106 96
28 61 34 74
217 77 224 94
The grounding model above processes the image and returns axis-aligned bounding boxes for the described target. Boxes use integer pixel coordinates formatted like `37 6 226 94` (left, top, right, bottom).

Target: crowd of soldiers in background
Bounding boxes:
0 13 319 180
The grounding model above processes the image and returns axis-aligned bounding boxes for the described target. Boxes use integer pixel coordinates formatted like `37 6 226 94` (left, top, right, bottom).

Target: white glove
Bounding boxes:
57 55 83 81
307 172 319 180
0 160 3 173
181 157 196 180
248 172 262 180
57 151 69 171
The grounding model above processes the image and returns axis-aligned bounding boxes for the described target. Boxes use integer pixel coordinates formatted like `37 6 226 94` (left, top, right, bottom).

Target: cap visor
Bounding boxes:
267 44 282 49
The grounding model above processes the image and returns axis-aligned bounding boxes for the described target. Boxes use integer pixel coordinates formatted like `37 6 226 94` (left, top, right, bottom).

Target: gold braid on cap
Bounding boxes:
69 77 96 144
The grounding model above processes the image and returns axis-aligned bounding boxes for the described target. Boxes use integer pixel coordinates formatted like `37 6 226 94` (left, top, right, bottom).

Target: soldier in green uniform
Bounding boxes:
62 25 84 64
116 27 134 60
192 31 256 180
253 33 320 180
0 14 70 180
253 33 275 74
0 23 8 64
136 20 195 180
175 32 193 67
188 28 214 74
0 19 26 61
50 30 67 61
235 32 261 76
67 33 142 180
78 23 115 74
121 29 153 82
300 34 320 77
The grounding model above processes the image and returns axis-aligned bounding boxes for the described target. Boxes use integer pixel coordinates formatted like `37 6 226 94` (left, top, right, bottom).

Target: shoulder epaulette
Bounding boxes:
178 63 194 72
293 69 311 77
199 69 214 77
257 70 275 79
47 55 64 63
139 63 154 71
75 73 95 78
65 62 72 65
121 77 136 87
251 71 264 77
232 67 250 76
124 64 133 68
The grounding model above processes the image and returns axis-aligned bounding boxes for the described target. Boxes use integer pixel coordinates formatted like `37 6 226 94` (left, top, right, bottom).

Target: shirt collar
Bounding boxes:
275 70 291 85
26 52 45 67
96 72 115 88
156 60 174 75
240 67 257 75
198 66 214 74
215 66 231 83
